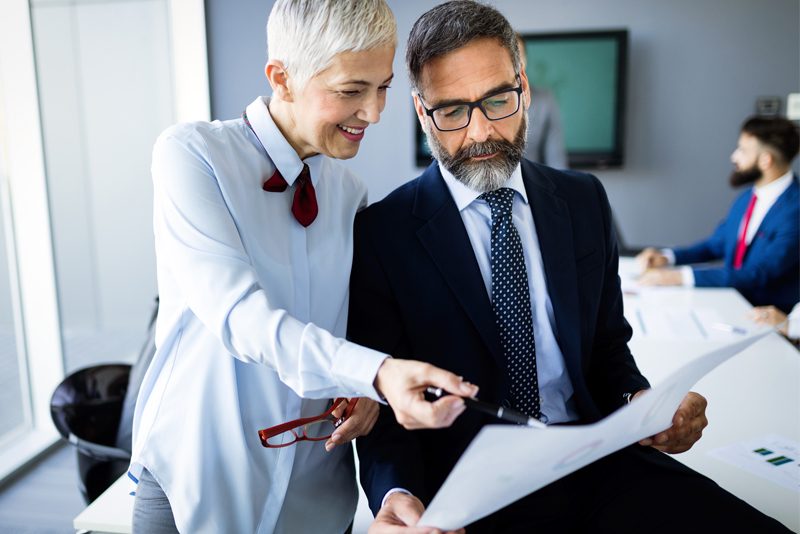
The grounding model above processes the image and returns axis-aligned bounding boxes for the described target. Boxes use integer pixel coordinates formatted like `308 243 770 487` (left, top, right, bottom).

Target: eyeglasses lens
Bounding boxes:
433 90 520 131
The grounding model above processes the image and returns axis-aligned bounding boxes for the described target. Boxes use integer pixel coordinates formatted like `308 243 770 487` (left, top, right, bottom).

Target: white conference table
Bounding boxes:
74 258 800 533
619 256 799 531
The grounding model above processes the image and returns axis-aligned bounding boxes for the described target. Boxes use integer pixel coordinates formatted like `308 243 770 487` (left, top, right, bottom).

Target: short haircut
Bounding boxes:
406 1 521 96
267 0 397 93
741 116 800 164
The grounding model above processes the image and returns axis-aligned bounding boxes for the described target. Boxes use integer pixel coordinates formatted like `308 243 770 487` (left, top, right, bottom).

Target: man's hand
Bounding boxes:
637 268 683 286
368 492 465 534
325 398 380 451
746 305 789 336
374 358 478 430
637 391 708 453
635 247 668 272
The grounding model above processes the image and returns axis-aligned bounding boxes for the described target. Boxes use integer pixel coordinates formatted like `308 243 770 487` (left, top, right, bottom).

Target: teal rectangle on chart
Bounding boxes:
753 448 773 455
766 456 793 466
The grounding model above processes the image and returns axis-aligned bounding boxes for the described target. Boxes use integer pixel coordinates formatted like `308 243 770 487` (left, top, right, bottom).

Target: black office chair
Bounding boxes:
50 297 158 504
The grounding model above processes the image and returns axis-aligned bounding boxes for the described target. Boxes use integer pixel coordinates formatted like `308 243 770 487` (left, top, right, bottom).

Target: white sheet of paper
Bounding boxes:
707 434 800 493
418 332 770 530
629 307 743 341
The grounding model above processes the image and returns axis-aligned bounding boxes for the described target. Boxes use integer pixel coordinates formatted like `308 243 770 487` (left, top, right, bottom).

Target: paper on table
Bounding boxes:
418 331 770 530
707 434 800 493
630 307 743 341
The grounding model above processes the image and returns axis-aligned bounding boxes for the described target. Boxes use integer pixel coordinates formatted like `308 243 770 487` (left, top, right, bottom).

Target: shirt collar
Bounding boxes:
244 96 323 187
753 170 793 202
438 161 527 211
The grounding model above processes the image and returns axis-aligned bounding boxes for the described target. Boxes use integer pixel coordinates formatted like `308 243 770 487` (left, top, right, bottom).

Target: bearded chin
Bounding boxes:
427 108 529 193
729 165 762 187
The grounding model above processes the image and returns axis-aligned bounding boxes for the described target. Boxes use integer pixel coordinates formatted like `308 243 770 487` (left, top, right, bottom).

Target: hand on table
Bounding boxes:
374 358 478 430
637 391 708 453
637 268 683 286
635 247 669 272
325 397 380 451
745 306 789 336
368 492 465 534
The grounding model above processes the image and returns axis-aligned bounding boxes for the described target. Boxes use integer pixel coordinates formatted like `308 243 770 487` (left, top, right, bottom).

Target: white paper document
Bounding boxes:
418 332 770 530
707 434 800 493
629 307 745 341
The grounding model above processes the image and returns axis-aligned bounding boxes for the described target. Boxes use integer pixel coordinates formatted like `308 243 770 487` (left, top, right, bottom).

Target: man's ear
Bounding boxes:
758 150 774 171
519 68 531 108
412 92 427 131
265 60 294 103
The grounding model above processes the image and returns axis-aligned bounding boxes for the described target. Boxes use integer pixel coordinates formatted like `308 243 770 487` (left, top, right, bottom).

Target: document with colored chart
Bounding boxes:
418 332 771 530
707 434 800 493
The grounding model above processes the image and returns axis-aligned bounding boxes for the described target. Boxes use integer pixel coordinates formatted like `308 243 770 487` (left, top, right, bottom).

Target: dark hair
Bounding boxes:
406 1 520 95
741 116 800 164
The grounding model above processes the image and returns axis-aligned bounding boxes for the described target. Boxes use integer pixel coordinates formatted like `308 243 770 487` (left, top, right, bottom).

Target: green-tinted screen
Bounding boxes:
524 37 619 152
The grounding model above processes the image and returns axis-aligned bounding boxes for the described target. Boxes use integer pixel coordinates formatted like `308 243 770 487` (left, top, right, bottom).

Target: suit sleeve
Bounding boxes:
673 219 729 265
349 215 428 515
586 175 650 415
690 204 799 290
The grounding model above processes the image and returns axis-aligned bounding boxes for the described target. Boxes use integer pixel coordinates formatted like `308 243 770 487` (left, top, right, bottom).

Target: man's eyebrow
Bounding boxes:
340 74 395 86
428 80 518 108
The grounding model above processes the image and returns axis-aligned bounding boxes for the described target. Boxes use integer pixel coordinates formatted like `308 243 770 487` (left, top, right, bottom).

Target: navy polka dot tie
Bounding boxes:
479 188 541 419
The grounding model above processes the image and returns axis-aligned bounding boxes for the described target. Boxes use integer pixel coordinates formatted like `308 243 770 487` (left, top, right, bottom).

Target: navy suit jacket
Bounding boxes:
349 160 650 514
673 176 799 312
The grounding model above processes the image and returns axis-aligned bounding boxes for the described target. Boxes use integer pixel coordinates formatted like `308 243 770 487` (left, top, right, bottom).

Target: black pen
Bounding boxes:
426 387 547 429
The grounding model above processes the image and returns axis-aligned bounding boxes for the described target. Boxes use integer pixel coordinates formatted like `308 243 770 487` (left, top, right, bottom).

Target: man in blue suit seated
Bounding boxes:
636 116 799 312
349 2 792 533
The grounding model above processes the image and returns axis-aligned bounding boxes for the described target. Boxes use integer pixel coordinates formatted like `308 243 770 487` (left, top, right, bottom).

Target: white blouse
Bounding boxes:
131 96 387 533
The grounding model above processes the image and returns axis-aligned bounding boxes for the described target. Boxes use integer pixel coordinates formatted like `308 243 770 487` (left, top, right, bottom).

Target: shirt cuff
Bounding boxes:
788 318 800 340
680 266 695 287
382 488 412 508
659 248 676 266
332 342 388 403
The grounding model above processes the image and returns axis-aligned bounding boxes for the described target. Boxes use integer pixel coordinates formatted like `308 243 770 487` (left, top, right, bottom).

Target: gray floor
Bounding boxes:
0 444 85 534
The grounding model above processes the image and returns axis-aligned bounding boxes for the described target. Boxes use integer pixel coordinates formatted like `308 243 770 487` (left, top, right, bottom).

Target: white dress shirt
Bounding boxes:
788 303 800 340
663 171 794 286
439 163 579 425
131 96 387 534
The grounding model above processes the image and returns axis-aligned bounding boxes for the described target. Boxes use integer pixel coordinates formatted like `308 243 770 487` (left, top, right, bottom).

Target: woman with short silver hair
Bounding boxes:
130 1 476 532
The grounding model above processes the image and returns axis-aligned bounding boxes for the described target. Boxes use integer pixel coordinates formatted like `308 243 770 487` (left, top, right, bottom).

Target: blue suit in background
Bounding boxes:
673 175 799 312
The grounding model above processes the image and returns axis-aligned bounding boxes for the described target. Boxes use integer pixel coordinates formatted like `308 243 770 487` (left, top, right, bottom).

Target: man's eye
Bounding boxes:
442 106 466 119
340 90 361 96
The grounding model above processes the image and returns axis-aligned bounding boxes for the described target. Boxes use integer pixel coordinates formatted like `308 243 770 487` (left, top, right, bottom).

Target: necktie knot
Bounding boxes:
479 188 515 219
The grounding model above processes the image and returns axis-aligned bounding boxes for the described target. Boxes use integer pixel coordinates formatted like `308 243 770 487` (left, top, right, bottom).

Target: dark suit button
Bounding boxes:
501 398 511 409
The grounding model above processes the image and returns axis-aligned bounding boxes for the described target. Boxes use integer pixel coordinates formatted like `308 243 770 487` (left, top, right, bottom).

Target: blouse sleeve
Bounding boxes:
151 126 386 400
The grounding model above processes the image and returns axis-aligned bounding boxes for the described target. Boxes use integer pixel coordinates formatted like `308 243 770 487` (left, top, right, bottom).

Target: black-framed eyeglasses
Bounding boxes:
419 79 523 132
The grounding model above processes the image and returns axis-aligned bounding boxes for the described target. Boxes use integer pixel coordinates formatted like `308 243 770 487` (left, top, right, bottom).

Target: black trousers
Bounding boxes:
466 445 792 533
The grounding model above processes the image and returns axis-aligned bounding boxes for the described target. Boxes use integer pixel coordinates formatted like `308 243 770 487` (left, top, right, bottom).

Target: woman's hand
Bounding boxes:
374 358 478 430
325 398 380 451
746 305 789 336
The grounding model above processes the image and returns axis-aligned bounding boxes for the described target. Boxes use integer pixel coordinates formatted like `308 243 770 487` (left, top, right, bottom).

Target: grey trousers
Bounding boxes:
131 468 356 534
132 468 179 534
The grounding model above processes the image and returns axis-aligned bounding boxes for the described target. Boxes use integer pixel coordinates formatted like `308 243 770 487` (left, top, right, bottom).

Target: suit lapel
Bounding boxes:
755 175 798 233
521 160 582 377
413 164 505 370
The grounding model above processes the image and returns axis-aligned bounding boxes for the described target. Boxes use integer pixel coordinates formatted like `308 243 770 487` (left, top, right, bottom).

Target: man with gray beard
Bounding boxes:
349 2 792 533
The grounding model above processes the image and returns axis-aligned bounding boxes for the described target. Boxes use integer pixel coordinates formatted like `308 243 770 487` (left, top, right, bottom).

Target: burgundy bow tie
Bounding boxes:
263 164 318 227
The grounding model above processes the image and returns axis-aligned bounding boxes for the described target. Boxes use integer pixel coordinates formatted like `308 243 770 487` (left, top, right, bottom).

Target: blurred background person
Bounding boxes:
636 116 799 313
517 33 568 169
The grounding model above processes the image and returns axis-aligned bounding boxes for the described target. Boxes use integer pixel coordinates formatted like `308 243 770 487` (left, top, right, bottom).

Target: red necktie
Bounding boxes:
242 110 318 227
262 164 318 227
732 193 757 270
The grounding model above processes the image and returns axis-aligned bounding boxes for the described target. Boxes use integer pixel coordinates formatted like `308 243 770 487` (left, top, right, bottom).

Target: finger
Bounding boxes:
330 398 348 420
402 395 466 430
422 364 479 398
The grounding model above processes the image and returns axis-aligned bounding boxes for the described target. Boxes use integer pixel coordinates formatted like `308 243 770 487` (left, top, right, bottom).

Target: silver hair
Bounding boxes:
406 1 521 97
267 0 398 93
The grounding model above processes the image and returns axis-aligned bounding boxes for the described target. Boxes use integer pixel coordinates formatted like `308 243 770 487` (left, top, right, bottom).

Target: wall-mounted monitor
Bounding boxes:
415 29 629 170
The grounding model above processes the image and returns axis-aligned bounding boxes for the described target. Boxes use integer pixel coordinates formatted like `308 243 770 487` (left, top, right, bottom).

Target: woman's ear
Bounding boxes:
265 60 294 103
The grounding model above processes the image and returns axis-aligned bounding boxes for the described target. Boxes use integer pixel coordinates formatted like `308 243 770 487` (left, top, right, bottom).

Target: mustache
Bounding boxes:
452 137 519 162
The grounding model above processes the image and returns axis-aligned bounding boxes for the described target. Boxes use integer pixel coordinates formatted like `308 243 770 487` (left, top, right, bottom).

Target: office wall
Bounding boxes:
206 0 799 248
